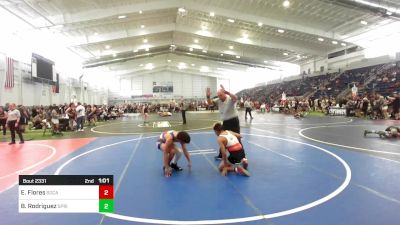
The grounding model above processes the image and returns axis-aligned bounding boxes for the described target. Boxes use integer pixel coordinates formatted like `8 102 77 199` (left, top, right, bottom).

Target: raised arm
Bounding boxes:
220 85 237 103
206 88 213 105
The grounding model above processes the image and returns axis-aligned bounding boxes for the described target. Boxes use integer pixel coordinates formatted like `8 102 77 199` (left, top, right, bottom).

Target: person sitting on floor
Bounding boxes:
158 111 172 117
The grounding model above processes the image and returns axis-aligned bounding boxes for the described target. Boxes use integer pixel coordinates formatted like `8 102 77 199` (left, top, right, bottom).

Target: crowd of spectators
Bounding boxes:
0 99 221 137
0 103 121 136
236 61 400 120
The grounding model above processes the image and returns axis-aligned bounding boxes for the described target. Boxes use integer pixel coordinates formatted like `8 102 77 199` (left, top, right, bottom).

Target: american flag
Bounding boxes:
4 57 14 88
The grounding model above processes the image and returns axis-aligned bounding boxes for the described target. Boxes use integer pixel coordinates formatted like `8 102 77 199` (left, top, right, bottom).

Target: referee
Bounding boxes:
207 85 241 160
6 103 24 145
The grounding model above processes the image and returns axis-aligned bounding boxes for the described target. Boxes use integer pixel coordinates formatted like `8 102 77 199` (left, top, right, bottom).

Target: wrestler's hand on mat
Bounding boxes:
164 167 172 177
221 168 228 176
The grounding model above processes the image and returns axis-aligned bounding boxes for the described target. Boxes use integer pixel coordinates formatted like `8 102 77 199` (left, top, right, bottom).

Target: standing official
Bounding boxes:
181 99 188 124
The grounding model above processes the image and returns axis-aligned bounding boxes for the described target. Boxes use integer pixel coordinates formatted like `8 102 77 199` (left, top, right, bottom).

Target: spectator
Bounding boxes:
6 103 24 144
76 102 86 132
0 106 7 136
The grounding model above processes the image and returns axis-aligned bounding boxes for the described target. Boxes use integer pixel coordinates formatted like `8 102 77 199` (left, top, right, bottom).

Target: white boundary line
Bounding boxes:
0 144 57 193
0 144 56 179
250 119 353 126
54 133 351 224
298 125 400 156
188 149 215 153
247 141 296 161
190 152 215 155
91 119 221 135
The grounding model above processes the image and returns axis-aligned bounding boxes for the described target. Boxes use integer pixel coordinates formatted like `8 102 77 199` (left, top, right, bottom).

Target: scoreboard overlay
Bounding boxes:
19 175 113 213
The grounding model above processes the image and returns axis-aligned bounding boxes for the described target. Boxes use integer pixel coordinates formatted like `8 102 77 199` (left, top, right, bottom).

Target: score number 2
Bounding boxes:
99 185 114 199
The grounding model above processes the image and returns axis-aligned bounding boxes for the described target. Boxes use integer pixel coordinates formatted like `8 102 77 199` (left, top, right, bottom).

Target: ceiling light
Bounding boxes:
236 55 240 58
145 48 150 51
133 49 138 53
191 64 195 66
167 59 171 63
139 10 143 14
297 55 301 59
361 20 368 25
189 48 193 51
145 63 154 70
105 45 111 49
201 25 208 30
200 66 209 72
202 50 207 53
229 45 234 49
178 8 186 13
227 19 235 23
139 64 144 67
170 44 176 47
318 37 324 41
210 12 215 17
386 11 393 15
332 41 338 44
112 53 117 57
283 52 289 56
341 43 347 46
278 29 285 33
283 0 290 8
194 39 199 43
242 33 249 38
118 15 127 19
258 22 263 27
140 25 145 28
143 39 148 43
220 53 224 56
93 32 98 36
178 62 187 70
95 56 100 59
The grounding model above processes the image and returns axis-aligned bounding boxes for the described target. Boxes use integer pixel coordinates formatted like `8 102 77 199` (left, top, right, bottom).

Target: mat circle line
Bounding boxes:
0 144 56 179
298 124 400 156
54 133 351 224
91 119 221 135
250 118 353 126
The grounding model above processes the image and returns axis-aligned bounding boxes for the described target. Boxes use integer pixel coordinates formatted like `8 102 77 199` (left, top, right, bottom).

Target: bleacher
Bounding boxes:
237 61 400 102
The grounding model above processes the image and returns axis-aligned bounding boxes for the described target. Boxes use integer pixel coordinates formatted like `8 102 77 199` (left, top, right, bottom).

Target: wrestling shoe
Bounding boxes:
235 165 251 177
214 155 222 160
170 163 183 171
364 130 368 137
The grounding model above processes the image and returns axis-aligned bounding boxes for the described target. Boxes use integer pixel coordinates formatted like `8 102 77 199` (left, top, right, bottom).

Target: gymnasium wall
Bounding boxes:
118 70 217 99
0 54 108 106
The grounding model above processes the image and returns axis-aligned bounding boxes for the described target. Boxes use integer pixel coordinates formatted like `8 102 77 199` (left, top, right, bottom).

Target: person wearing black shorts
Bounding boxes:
156 130 192 177
213 122 250 176
6 103 24 144
207 85 241 160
